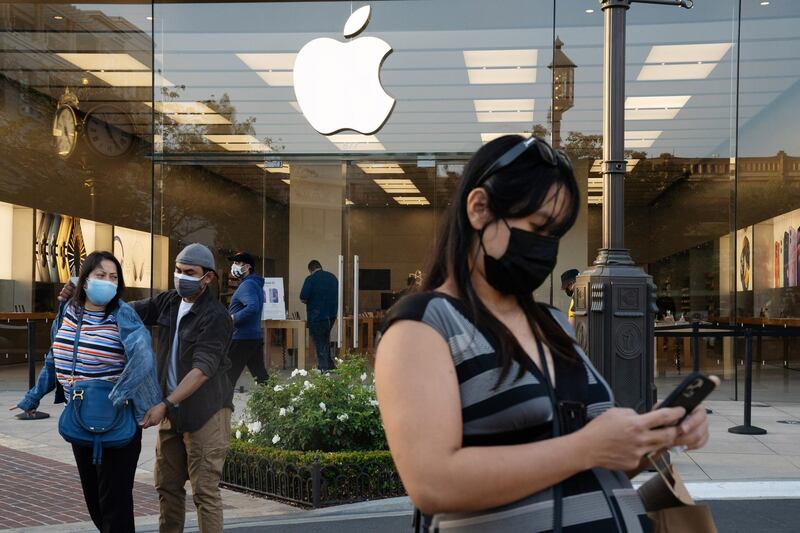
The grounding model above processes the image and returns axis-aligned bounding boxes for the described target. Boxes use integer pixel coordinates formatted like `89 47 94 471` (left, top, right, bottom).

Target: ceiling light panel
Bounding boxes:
393 196 430 206
149 101 231 125
644 43 732 64
256 71 294 87
463 49 538 68
474 99 535 122
464 49 538 85
375 179 420 194
467 68 536 85
625 96 691 109
236 53 297 71
637 63 716 81
91 71 173 87
205 134 261 144
625 108 681 121
357 163 404 174
57 53 149 71
216 143 273 152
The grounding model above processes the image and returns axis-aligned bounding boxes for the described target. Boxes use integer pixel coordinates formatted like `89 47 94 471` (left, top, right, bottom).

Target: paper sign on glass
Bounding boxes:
262 277 286 320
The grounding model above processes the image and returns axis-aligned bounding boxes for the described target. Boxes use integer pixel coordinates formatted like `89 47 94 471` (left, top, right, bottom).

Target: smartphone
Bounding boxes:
658 372 717 425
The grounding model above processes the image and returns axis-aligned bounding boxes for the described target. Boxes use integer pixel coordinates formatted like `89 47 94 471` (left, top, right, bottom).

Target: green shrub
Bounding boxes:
234 355 387 452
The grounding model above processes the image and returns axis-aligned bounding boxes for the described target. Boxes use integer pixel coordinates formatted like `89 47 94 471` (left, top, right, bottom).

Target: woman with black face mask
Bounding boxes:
375 135 716 533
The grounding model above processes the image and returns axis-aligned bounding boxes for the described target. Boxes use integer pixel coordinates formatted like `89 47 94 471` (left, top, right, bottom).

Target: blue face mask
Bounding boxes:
85 279 118 306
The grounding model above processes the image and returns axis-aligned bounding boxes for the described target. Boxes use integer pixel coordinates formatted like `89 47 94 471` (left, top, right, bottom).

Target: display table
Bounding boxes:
263 319 308 369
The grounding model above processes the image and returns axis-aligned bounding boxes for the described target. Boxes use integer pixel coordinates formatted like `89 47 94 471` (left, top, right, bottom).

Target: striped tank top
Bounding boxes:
53 305 126 397
380 292 652 533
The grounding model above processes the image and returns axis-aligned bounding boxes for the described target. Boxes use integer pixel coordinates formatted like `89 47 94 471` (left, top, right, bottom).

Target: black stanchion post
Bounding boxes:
691 321 700 373
16 319 49 421
729 328 766 435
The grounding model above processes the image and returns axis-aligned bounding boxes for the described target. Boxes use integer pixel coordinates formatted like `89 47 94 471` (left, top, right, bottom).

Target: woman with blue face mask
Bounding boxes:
14 251 161 533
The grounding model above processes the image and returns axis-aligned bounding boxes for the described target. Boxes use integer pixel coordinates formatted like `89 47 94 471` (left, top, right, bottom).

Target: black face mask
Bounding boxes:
481 220 559 295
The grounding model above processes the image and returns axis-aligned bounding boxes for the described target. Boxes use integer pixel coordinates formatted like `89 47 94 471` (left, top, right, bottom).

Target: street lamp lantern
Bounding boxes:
548 36 576 148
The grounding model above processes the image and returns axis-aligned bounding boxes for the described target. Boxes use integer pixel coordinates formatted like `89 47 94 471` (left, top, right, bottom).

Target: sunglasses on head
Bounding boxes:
475 136 572 188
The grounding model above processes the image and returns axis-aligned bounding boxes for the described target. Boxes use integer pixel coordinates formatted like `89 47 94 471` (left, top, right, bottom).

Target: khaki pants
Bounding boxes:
154 408 231 533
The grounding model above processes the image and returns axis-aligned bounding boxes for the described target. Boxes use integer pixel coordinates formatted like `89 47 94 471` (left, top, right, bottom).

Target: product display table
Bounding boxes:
263 319 308 369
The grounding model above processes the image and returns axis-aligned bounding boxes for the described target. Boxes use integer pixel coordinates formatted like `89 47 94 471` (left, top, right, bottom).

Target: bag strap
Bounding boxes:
534 336 563 533
593 468 625 531
69 306 85 384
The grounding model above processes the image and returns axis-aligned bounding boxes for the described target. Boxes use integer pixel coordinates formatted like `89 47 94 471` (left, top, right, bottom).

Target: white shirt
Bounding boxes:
167 300 194 394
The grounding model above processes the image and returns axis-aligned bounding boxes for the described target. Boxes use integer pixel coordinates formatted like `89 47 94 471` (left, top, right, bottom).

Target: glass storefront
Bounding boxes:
1 1 798 401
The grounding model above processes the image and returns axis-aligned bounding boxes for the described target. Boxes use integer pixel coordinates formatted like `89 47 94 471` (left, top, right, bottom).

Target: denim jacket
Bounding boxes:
17 300 162 421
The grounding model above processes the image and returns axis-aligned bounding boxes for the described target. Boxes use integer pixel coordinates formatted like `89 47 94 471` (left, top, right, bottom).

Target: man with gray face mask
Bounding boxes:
58 243 233 532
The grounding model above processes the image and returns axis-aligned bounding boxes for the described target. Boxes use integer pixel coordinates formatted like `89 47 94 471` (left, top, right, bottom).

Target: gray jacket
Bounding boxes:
131 288 233 433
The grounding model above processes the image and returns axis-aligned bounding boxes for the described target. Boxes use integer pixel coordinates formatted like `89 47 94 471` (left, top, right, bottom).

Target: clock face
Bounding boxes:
52 105 78 158
85 105 135 158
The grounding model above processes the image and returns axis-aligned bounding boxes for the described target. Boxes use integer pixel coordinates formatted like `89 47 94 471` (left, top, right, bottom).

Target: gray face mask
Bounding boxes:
174 272 207 298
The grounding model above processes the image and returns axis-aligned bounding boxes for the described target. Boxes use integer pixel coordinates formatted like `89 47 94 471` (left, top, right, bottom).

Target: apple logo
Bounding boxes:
293 5 395 135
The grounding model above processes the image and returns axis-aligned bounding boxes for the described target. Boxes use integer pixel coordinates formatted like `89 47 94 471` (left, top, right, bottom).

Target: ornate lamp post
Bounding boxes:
572 0 692 412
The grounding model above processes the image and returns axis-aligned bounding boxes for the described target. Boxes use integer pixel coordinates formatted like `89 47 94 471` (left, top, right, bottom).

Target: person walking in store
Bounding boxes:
300 259 338 371
226 251 268 389
560 268 580 326
375 135 717 532
14 251 161 533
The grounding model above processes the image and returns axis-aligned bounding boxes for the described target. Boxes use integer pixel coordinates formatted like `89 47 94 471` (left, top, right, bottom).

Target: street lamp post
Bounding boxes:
572 0 692 412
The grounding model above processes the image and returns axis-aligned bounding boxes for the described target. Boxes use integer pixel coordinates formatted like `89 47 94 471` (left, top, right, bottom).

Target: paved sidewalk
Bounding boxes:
1 383 799 532
0 390 297 532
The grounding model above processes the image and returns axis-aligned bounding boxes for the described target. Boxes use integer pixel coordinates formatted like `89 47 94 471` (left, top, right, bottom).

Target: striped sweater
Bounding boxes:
53 306 126 397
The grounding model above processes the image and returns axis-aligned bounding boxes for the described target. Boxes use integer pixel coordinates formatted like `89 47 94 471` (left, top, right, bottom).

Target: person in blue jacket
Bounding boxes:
226 251 268 388
12 251 161 533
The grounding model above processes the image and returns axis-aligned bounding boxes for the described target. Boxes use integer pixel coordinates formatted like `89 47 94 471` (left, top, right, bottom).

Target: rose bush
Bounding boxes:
234 355 386 452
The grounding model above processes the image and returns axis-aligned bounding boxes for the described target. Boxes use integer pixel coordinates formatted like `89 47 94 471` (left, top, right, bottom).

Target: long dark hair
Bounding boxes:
72 251 125 318
423 135 580 383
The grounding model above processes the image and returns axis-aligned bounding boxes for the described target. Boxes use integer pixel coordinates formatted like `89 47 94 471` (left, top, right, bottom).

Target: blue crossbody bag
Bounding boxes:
58 307 136 464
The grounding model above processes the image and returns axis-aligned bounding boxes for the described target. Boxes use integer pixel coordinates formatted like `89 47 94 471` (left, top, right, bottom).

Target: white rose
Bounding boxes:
247 421 263 434
272 434 281 444
279 408 286 417
291 369 300 377
299 369 308 377
369 399 379 407
349 394 355 400
287 405 295 413
273 385 284 392
304 380 314 389
337 413 349 422
319 402 327 412
235 430 242 439
360 372 368 382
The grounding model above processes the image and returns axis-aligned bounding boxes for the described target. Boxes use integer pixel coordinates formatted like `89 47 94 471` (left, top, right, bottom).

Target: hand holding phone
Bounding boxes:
657 372 717 426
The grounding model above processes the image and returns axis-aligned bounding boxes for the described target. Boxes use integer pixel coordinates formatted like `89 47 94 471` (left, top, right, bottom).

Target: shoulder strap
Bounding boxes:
534 335 563 533
69 306 85 382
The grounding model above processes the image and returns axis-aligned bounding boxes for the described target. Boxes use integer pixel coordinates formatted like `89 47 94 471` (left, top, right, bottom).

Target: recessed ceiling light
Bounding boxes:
393 196 430 206
586 9 594 13
255 71 293 87
760 1 770 5
375 179 419 194
637 63 716 81
625 95 691 109
463 49 538 68
357 162 404 174
467 68 536 85
146 16 153 21
53 15 63 20
473 99 535 122
147 101 231 125
645 43 731 64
